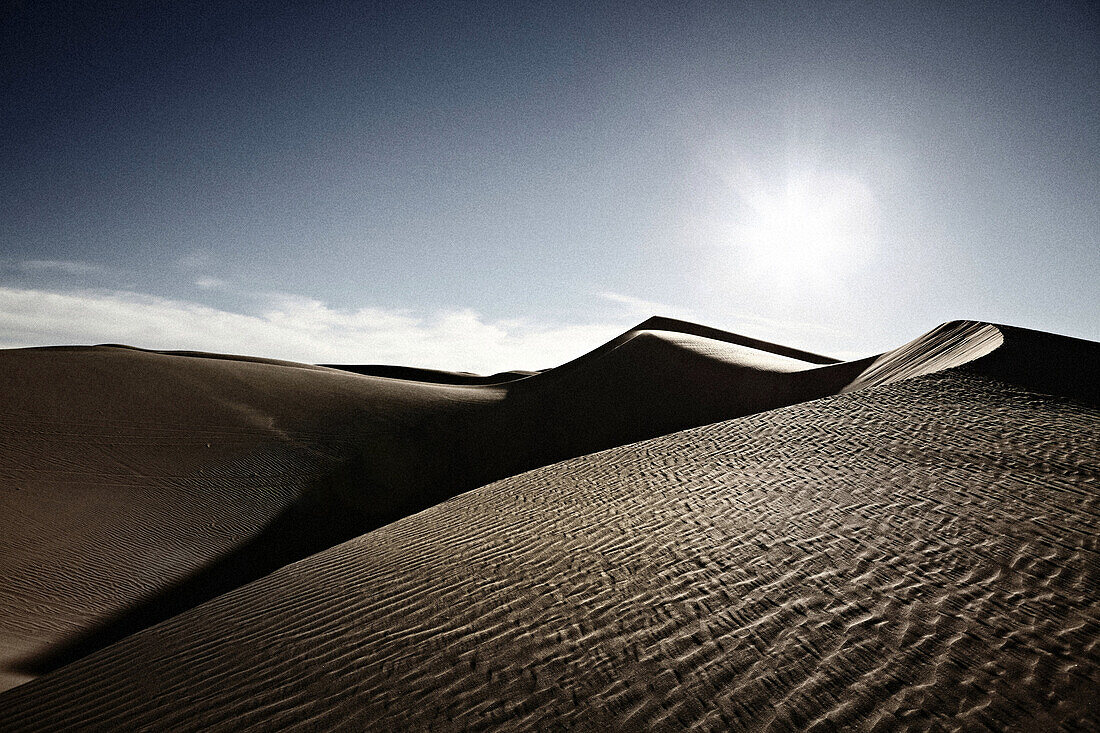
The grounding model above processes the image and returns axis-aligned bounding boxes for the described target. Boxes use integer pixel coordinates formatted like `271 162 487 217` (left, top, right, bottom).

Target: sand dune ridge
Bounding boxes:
0 317 1095 727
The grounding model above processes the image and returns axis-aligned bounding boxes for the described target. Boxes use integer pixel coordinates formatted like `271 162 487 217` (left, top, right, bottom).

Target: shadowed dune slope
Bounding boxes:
0 319 871 691
2 329 1096 730
318 363 540 384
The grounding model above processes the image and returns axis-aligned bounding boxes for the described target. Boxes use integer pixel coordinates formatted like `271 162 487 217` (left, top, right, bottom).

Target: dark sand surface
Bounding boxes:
0 318 866 691
0 319 1096 730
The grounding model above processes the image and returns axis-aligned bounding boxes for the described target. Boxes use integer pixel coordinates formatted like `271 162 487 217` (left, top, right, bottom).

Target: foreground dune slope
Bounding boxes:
0 319 869 690
2 326 1096 730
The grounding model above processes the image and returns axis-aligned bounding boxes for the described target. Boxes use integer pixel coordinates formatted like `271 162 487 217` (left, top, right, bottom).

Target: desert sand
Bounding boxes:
0 318 1096 730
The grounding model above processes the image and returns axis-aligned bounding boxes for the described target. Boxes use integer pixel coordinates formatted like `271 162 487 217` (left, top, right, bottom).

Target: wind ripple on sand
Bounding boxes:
2 369 1097 730
0 321 864 689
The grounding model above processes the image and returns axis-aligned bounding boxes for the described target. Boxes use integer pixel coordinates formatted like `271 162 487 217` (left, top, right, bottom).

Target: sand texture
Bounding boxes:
0 319 1097 730
0 318 867 691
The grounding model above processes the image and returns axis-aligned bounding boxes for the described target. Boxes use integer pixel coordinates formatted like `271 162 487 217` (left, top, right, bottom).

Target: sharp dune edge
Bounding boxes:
0 318 1096 730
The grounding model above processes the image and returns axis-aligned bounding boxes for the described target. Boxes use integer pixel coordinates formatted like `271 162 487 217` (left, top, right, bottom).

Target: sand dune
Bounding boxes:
0 319 1095 730
0 318 1096 730
0 318 864 691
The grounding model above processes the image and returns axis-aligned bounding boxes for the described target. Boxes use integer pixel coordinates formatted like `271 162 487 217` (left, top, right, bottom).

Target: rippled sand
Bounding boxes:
0 320 1096 730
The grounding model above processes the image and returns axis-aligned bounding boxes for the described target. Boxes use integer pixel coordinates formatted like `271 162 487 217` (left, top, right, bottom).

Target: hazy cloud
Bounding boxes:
0 287 625 373
0 284 861 371
176 251 214 270
6 259 105 276
599 292 694 321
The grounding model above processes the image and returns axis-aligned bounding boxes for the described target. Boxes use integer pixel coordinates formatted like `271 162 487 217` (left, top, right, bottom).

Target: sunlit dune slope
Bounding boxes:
0 318 870 690
2 324 1095 730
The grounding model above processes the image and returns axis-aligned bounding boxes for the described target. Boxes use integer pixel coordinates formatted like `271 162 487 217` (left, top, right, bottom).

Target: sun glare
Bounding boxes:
734 170 876 286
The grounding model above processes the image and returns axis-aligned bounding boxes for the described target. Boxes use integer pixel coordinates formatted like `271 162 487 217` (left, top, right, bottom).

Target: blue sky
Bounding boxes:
1 1 1097 370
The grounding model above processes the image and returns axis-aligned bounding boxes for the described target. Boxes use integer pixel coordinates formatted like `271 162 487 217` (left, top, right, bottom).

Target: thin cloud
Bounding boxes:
0 287 625 373
599 291 693 320
9 260 105 276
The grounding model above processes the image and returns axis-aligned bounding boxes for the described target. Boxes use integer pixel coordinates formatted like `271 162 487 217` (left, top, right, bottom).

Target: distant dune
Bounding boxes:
0 318 1096 730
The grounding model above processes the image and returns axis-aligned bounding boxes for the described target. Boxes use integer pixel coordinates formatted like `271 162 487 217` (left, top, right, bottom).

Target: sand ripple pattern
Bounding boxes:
2 369 1097 731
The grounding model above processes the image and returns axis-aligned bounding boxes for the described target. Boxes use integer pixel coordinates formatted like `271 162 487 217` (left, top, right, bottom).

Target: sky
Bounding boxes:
1 1 1097 371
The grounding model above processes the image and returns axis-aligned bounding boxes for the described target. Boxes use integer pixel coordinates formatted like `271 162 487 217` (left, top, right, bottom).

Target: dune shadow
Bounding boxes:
9 320 893 680
7 318 1098 688
13 463 383 678
975 325 1100 406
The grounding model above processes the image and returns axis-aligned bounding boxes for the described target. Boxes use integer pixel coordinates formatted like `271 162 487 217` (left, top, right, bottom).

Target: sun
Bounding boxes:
734 170 876 286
